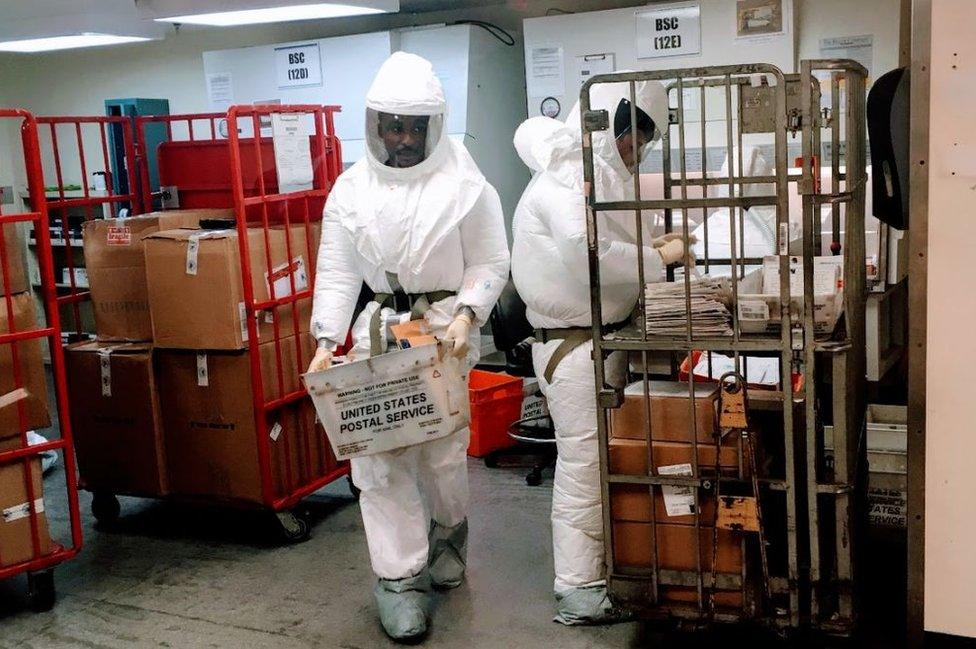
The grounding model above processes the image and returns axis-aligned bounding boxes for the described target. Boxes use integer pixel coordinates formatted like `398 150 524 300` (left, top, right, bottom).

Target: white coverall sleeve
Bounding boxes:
310 192 363 347
545 192 663 287
455 184 511 326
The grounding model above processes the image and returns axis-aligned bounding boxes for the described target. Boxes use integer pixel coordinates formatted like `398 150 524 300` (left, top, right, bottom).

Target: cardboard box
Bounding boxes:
65 341 168 497
277 399 337 496
84 209 229 341
608 438 740 476
656 587 744 609
610 381 718 443
0 292 50 440
0 223 27 297
609 438 743 524
612 521 742 574
144 223 318 350
610 484 719 525
157 334 323 503
0 459 52 567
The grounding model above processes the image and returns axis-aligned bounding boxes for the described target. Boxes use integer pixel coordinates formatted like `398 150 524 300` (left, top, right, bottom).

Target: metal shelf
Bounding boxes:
601 333 784 353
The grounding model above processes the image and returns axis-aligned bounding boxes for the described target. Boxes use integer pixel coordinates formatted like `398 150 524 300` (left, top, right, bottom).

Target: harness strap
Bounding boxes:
534 320 629 384
535 328 591 384
369 290 456 357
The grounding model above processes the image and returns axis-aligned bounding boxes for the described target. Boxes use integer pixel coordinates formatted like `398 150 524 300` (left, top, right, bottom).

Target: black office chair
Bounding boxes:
485 278 557 486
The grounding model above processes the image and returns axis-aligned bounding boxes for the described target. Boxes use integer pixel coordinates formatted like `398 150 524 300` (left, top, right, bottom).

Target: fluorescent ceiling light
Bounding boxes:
156 3 386 26
0 33 151 53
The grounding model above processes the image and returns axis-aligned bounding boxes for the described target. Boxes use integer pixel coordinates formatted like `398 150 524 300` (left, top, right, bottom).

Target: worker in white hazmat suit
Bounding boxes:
511 79 695 625
691 145 777 275
306 52 509 641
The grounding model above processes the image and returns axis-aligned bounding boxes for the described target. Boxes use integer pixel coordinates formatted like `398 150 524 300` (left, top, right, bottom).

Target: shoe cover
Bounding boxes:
375 571 432 641
553 584 633 626
428 519 468 589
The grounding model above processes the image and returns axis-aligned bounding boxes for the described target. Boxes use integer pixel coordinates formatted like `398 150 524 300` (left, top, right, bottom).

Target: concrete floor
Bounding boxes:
0 373 908 648
0 449 643 648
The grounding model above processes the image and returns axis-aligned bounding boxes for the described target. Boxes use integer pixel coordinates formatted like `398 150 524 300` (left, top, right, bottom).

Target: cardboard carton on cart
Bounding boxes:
144 223 319 350
83 209 232 341
0 456 52 568
304 344 470 461
64 341 168 499
156 334 324 504
0 292 50 440
610 380 719 444
0 223 27 297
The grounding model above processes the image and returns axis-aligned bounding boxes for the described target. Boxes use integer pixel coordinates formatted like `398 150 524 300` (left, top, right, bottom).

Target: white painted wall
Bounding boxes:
522 0 900 119
795 0 902 78
522 1 797 119
923 0 976 638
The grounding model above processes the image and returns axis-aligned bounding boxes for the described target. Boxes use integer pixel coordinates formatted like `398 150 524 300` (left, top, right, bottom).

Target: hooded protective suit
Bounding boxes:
691 145 777 274
511 79 672 624
310 52 509 639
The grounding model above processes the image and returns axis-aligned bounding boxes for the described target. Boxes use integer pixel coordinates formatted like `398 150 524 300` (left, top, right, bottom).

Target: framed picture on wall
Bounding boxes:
736 0 786 40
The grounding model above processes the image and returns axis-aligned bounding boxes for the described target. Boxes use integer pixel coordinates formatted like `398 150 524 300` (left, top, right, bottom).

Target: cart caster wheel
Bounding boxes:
276 510 311 544
483 454 499 469
91 493 120 524
347 476 361 500
526 470 543 487
27 569 56 612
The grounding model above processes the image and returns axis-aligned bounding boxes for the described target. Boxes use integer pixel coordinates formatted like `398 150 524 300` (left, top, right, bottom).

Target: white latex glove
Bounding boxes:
307 347 333 373
442 313 473 359
652 232 698 249
657 236 697 267
652 232 684 249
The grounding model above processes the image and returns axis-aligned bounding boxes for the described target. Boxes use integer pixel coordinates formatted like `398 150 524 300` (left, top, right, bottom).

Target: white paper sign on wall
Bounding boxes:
275 43 322 89
635 1 702 59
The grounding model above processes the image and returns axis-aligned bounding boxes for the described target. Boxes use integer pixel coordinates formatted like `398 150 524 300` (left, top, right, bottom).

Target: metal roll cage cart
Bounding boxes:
582 60 867 635
0 110 84 611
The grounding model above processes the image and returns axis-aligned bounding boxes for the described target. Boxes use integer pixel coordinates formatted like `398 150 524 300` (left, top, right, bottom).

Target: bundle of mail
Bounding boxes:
643 276 734 336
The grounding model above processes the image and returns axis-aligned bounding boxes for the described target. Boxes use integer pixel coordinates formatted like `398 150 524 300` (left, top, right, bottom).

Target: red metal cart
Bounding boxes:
58 105 348 541
0 109 83 611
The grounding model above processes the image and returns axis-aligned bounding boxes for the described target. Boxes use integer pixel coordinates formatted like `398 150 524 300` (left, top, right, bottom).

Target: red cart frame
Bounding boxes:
0 109 83 610
129 105 348 536
35 115 142 335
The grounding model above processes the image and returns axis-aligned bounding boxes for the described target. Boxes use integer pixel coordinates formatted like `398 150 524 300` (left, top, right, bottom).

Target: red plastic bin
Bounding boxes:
467 370 523 458
679 350 804 393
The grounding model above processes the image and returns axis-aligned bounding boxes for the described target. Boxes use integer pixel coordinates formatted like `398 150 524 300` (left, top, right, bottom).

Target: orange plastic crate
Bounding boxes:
467 370 523 457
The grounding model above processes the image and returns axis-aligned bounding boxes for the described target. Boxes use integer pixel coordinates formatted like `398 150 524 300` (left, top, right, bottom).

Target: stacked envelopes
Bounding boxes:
643 277 734 337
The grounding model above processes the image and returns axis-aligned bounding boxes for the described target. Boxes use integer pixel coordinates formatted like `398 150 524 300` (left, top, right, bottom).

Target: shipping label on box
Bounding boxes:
658 463 696 516
305 345 469 460
106 226 132 246
265 255 308 298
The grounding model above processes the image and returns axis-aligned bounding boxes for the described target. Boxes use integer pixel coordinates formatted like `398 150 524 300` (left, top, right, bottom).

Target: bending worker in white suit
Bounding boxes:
306 52 509 641
511 80 695 624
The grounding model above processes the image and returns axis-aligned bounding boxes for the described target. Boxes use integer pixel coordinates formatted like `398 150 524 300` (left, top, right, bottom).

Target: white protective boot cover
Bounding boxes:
534 340 628 622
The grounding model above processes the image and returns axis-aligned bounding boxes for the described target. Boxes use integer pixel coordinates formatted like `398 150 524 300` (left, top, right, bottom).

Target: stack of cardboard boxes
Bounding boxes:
67 210 330 506
0 223 53 567
608 380 746 608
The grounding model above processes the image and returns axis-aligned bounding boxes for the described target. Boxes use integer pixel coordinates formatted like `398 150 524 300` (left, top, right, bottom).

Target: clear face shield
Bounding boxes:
366 109 445 169
612 97 657 174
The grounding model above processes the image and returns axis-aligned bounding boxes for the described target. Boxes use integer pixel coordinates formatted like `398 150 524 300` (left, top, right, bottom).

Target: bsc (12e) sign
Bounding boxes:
636 1 702 59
